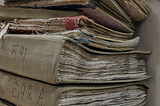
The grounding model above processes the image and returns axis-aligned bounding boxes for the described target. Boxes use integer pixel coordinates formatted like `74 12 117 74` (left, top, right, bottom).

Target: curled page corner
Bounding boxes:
0 23 9 39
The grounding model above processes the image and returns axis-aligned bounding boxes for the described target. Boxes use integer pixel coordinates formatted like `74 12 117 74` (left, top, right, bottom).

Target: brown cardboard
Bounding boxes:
3 0 134 33
0 16 139 51
0 71 148 106
0 71 59 106
0 35 65 84
0 7 82 20
98 0 132 23
0 34 151 84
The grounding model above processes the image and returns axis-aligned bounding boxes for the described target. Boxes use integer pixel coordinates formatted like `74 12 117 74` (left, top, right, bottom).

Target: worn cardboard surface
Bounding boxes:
0 7 82 20
0 70 148 106
0 71 59 106
4 0 134 33
100 0 132 23
0 35 65 84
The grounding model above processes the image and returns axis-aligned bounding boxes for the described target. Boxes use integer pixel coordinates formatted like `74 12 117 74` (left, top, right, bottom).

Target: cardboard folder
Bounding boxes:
0 71 149 106
1 16 134 39
49 29 140 51
4 0 134 33
116 0 149 22
0 16 139 51
3 0 133 25
140 0 151 13
133 0 149 15
0 34 151 84
0 7 83 20
90 0 133 25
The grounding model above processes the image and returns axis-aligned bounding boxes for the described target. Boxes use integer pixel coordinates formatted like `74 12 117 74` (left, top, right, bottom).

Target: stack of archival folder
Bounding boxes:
0 35 151 84
0 0 151 106
3 0 150 32
0 16 139 51
0 71 149 106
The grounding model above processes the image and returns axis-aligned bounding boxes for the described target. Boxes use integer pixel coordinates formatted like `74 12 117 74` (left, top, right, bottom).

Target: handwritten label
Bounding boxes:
11 82 45 106
27 85 33 100
37 89 44 106
12 82 19 98
11 45 27 61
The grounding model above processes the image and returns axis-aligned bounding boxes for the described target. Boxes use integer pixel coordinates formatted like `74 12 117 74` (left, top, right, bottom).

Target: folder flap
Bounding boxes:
100 0 132 23
0 7 82 20
0 34 66 84
0 71 60 106
0 71 149 106
119 0 147 21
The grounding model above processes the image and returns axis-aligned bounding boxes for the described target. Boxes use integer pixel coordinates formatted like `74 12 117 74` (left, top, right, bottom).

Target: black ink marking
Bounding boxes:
27 85 33 100
11 45 19 60
37 89 44 106
23 48 27 61
12 82 19 98
21 83 26 100
19 45 24 61
11 44 27 61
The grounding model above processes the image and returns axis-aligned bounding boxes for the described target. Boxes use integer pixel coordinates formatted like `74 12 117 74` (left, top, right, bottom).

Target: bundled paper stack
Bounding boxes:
0 71 149 106
0 0 151 106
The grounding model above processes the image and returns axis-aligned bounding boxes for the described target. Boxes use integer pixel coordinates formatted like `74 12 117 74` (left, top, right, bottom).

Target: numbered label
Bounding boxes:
11 82 45 106
11 45 27 61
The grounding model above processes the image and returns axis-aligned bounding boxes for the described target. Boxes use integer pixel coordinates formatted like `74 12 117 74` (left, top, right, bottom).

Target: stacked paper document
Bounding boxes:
0 71 149 106
0 35 151 84
0 16 140 51
0 0 151 105
3 0 150 32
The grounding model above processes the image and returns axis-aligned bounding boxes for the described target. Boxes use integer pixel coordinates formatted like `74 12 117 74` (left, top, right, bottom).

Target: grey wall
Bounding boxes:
134 0 160 106
0 0 3 5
